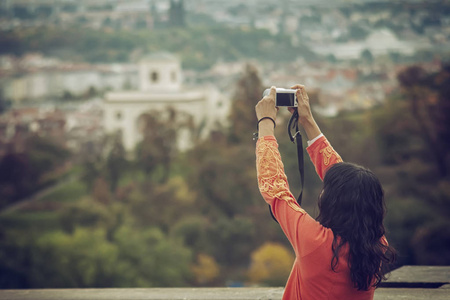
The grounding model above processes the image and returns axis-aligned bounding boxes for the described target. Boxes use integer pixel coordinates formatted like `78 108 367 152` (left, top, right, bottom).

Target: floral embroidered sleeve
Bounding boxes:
256 136 305 214
306 136 343 181
256 135 341 256
256 136 311 254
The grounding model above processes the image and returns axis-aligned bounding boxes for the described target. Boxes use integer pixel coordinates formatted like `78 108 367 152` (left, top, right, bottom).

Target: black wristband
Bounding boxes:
257 117 276 130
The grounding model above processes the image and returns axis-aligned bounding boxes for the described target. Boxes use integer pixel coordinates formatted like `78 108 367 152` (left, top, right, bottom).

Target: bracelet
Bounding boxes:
257 117 276 130
253 117 276 141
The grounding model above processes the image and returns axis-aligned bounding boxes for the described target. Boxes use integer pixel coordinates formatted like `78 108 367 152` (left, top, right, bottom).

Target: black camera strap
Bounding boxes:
269 110 304 223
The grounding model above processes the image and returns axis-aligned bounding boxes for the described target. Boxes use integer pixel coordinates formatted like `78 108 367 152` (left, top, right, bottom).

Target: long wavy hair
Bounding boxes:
316 162 396 291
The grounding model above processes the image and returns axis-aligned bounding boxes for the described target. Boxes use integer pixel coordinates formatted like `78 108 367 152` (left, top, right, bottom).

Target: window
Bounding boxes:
171 71 177 82
150 71 159 83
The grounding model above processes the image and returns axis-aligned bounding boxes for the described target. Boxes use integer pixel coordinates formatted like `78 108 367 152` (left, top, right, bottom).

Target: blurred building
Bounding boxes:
0 54 138 103
103 52 227 151
311 29 428 60
0 107 67 155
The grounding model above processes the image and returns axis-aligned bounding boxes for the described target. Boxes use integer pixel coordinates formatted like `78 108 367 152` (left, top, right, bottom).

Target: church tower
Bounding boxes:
139 52 182 92
103 52 226 152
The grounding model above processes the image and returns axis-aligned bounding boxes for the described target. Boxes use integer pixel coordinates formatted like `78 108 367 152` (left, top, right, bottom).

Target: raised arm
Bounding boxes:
289 84 343 180
256 136 304 213
255 87 308 252
255 86 332 256
307 136 343 181
256 134 311 256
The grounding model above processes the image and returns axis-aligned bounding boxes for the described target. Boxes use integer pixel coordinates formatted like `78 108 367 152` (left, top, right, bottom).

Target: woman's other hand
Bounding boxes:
290 84 313 126
255 86 278 137
290 84 321 141
255 86 278 121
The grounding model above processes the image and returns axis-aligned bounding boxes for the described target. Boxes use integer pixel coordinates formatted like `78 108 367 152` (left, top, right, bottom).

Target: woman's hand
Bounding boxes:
289 84 313 126
289 84 322 141
255 86 278 121
255 86 278 137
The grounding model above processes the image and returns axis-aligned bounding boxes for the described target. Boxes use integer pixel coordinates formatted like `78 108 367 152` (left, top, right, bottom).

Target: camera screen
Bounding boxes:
276 93 296 107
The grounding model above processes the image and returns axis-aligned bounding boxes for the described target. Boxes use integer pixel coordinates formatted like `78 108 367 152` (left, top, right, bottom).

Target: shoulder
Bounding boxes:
297 213 335 257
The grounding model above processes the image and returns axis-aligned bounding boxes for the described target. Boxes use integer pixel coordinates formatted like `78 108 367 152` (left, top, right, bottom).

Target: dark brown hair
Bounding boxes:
316 162 396 291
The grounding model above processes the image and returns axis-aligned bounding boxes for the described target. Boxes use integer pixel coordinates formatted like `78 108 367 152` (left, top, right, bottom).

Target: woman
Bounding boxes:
255 86 395 300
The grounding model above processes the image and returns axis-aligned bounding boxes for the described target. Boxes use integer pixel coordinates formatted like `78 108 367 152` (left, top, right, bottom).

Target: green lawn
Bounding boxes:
39 180 87 204
0 180 88 233
0 211 62 232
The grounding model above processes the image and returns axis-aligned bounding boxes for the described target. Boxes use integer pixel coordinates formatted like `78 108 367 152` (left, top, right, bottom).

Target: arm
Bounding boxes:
255 87 307 253
256 136 304 213
255 85 333 256
306 136 343 181
289 84 343 180
256 135 306 254
289 84 321 141
256 136 331 257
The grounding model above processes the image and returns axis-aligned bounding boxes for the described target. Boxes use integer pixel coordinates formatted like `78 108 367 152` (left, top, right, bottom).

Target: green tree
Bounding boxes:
59 196 113 234
79 134 118 192
136 109 193 182
228 64 264 144
114 225 193 287
370 64 450 265
396 65 449 178
171 216 209 254
105 132 128 193
0 226 193 288
169 0 186 28
206 217 255 266
187 140 260 218
0 152 32 206
0 135 70 207
25 135 71 180
128 176 197 232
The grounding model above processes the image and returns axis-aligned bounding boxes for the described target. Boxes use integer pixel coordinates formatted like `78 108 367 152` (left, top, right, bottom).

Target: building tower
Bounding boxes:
103 52 226 151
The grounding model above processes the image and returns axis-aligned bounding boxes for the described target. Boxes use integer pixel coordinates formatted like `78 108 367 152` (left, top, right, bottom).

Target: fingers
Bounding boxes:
290 84 304 90
297 89 308 101
261 86 276 105
256 86 278 120
290 84 307 94
288 107 295 115
291 84 309 102
269 86 276 98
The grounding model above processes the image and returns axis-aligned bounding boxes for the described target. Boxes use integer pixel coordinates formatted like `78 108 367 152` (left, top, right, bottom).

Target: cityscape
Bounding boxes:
0 0 449 291
1 1 448 149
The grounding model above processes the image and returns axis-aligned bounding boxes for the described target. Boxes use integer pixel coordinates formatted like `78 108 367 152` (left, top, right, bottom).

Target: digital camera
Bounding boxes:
263 88 298 107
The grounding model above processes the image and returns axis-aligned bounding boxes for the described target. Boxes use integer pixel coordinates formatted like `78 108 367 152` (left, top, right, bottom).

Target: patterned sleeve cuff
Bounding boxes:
258 135 277 142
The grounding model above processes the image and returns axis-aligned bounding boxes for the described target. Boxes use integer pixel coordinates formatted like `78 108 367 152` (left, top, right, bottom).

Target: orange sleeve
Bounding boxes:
256 136 302 212
306 136 343 181
256 136 331 256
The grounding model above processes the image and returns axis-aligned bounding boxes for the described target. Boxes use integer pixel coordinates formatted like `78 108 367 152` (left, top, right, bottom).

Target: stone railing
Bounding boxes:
0 266 448 300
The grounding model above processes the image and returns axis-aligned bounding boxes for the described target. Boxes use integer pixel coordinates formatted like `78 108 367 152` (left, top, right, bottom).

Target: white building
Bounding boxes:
312 29 424 60
1 62 137 102
103 52 227 151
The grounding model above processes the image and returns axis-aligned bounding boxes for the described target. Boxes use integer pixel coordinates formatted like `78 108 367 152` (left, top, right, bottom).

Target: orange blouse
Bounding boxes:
256 135 375 300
